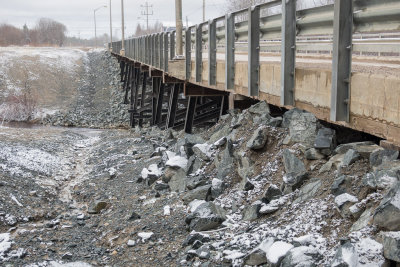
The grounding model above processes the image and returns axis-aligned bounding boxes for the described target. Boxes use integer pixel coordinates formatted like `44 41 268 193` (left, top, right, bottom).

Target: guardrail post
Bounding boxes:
208 19 217 86
159 33 164 69
225 13 235 90
195 24 203 83
150 35 154 66
248 5 260 96
281 0 296 106
185 28 192 80
164 33 169 72
330 0 353 122
170 31 176 60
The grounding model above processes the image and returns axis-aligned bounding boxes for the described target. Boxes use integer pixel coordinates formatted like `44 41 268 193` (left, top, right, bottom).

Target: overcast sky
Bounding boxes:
0 0 227 39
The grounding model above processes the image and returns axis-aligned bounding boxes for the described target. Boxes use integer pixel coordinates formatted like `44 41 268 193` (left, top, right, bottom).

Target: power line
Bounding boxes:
140 1 153 31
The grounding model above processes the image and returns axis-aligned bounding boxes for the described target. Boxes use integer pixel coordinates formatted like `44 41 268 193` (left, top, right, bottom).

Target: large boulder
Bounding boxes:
373 182 400 231
181 185 211 204
246 127 268 150
248 101 270 116
216 139 235 180
185 202 226 231
381 231 400 262
334 141 383 159
282 149 308 192
242 202 262 221
314 128 337 156
282 108 319 147
370 149 399 168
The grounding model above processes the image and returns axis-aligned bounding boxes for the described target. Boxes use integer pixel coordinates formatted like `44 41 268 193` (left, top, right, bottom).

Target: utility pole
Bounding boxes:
109 0 113 52
120 0 125 55
203 0 205 22
94 5 107 48
175 0 183 56
140 2 153 32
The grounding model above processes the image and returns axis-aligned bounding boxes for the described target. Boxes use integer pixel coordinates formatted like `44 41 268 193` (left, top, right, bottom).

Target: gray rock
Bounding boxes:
331 175 348 196
167 168 187 192
350 207 374 232
181 185 211 204
293 179 322 204
381 232 400 262
180 134 206 157
314 128 337 156
362 169 399 190
373 182 400 231
88 201 108 214
305 148 325 160
281 246 320 267
154 183 170 191
341 149 360 167
242 202 262 221
210 178 225 199
193 143 212 161
187 155 203 175
127 211 141 221
243 249 268 266
330 241 358 267
196 245 211 259
370 149 399 168
263 184 282 203
216 139 235 180
282 149 308 192
243 179 255 191
237 154 254 180
186 175 208 190
247 127 268 150
334 141 383 159
182 232 211 247
282 108 319 147
185 202 226 231
248 101 270 115
209 124 232 144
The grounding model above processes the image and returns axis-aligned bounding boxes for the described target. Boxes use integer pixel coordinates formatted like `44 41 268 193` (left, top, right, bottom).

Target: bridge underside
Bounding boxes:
113 52 400 146
114 55 229 133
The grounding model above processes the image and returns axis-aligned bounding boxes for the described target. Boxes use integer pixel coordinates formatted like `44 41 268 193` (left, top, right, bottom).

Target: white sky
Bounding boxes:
0 0 227 39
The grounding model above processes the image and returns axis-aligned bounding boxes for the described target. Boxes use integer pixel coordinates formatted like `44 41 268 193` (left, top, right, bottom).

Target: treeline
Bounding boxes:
0 18 67 47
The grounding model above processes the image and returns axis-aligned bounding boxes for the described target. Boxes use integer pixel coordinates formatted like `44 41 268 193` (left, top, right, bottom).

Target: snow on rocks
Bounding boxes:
166 155 188 169
138 232 154 242
335 193 359 208
266 241 294 266
0 233 12 261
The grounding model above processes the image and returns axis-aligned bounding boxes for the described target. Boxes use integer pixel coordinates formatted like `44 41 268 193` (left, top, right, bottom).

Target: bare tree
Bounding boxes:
0 24 24 46
35 18 67 47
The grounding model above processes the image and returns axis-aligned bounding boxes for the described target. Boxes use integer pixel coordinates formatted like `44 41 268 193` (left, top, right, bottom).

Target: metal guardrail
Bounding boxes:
109 0 400 123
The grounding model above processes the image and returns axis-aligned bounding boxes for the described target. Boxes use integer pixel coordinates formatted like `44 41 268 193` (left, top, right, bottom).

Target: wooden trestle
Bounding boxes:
117 57 229 133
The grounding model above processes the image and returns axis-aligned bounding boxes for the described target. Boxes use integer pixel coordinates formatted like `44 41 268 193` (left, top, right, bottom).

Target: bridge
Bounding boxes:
109 0 400 146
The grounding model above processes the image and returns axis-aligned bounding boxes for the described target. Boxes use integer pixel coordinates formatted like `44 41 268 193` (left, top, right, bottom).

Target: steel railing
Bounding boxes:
109 0 400 123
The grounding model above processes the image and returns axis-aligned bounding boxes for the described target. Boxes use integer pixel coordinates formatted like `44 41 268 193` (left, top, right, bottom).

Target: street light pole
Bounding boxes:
109 0 113 52
120 0 125 56
94 5 107 48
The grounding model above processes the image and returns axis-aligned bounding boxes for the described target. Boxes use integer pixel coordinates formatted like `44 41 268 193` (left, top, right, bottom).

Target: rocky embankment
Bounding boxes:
42 51 129 128
0 51 399 267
